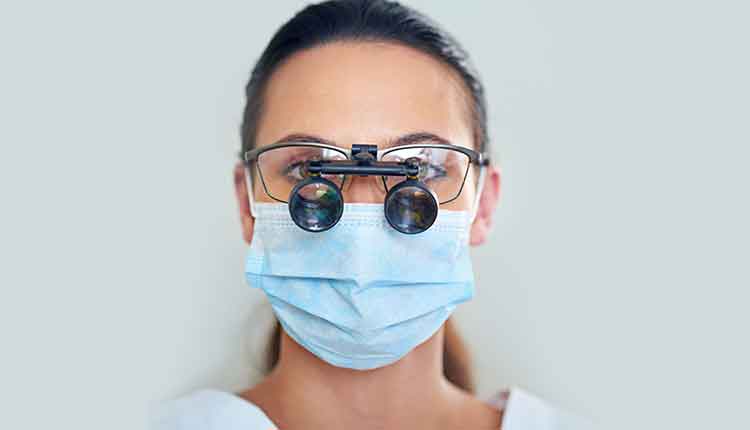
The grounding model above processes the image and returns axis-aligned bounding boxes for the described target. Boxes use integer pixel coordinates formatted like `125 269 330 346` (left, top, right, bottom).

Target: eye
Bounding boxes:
418 162 448 182
281 160 307 181
282 159 345 183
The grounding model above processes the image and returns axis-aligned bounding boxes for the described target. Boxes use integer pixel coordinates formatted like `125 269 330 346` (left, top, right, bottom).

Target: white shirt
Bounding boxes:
150 386 594 429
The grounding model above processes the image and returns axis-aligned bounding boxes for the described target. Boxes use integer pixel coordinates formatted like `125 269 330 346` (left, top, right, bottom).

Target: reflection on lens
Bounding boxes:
379 146 470 204
257 144 347 202
288 177 343 232
384 180 438 234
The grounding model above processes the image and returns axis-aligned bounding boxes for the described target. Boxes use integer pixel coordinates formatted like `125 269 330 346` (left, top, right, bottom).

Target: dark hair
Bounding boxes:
240 0 489 393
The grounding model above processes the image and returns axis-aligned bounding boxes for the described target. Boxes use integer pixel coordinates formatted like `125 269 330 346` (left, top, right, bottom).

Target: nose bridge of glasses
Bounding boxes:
328 143 406 204
341 174 387 204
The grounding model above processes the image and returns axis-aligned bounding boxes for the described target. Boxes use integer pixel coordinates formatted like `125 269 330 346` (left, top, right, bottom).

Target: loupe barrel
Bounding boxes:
292 158 438 234
306 160 420 177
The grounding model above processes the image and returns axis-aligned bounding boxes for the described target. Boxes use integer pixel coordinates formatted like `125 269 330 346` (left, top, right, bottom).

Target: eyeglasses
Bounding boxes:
239 139 489 233
242 140 489 202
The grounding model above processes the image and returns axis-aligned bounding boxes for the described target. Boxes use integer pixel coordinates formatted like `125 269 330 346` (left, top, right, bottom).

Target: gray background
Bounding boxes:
1 1 748 429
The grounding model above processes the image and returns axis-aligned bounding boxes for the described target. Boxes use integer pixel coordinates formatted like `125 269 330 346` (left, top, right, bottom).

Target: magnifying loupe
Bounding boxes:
288 176 344 232
287 145 439 234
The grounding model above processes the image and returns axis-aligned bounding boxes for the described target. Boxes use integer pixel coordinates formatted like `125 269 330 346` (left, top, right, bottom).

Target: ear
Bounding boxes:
233 162 255 245
469 165 502 246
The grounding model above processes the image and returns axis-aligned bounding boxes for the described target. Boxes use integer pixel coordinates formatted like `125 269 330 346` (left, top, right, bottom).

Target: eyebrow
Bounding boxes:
271 131 452 148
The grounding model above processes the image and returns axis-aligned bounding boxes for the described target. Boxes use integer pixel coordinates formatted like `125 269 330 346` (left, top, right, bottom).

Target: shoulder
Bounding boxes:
489 386 596 430
148 388 277 430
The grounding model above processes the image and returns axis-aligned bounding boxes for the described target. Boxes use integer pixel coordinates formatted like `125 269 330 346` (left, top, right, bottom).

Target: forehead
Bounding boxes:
255 41 474 149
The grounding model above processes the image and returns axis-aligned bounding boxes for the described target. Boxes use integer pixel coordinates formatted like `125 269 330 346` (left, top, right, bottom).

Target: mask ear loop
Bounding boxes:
468 165 487 225
244 165 258 219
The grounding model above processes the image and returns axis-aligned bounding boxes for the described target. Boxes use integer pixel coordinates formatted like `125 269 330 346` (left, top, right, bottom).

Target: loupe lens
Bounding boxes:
288 177 343 232
384 180 438 234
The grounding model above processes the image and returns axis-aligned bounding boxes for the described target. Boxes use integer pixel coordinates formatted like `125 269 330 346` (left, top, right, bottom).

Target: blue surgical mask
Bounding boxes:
244 202 476 370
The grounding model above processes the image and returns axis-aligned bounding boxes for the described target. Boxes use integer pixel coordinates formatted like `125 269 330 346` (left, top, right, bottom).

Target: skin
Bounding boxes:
232 41 502 429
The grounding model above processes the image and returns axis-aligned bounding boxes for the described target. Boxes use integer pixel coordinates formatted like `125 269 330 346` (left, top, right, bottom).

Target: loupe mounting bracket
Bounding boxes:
303 144 421 179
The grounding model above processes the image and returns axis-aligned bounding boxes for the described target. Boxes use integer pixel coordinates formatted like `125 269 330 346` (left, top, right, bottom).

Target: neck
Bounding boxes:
268 326 455 428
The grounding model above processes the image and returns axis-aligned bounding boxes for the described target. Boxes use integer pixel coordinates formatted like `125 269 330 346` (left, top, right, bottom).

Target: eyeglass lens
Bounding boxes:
254 144 472 204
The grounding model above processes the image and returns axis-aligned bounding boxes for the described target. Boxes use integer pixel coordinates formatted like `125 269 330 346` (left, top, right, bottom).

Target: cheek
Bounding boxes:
251 170 277 202
439 180 476 212
439 166 479 212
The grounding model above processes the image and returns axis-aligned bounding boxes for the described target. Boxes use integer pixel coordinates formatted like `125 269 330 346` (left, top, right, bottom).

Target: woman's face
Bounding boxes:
235 41 500 244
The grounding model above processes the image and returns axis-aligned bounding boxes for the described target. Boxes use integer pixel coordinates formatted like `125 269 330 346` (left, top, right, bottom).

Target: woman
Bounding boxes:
153 1 590 428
